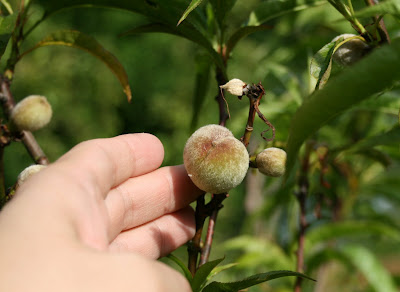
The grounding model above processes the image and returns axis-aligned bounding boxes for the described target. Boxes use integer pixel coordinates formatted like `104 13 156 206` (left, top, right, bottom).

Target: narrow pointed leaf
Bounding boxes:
285 38 400 178
191 257 224 292
32 0 226 71
206 263 238 283
226 25 272 56
21 30 132 101
177 0 204 26
248 0 326 26
0 13 17 59
165 254 193 282
202 270 315 292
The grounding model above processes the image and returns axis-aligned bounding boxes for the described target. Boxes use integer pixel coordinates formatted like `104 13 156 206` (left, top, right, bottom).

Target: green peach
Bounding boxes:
183 124 249 194
256 147 286 177
11 95 52 132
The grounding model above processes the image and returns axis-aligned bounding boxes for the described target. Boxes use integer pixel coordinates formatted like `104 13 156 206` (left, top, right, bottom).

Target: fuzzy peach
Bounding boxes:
183 124 249 194
256 147 286 177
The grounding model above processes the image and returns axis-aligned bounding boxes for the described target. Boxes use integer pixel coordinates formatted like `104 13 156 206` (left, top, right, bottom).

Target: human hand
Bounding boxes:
0 133 203 291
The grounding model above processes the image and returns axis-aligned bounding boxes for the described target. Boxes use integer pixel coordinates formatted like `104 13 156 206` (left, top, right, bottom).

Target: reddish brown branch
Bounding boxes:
199 193 227 266
240 82 275 147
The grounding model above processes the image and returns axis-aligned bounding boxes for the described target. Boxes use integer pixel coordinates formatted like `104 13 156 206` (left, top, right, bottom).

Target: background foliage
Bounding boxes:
1 0 400 291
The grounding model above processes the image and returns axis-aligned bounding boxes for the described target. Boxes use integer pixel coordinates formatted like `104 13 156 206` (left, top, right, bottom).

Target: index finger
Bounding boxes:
53 133 164 197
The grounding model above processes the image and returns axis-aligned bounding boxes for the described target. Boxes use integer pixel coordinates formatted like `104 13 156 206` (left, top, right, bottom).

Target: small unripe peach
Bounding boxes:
183 124 249 194
16 164 47 189
332 34 369 66
256 147 286 177
10 95 52 132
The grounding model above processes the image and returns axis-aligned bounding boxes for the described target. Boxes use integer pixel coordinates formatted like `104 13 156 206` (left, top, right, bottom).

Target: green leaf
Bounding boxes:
33 0 207 33
120 23 225 71
0 0 13 15
191 52 212 131
165 254 193 282
355 0 400 18
310 40 336 89
305 220 400 249
285 38 400 178
191 257 224 292
31 0 227 71
21 30 132 102
0 13 17 60
202 270 315 292
206 263 238 283
177 0 204 26
341 245 398 292
225 25 272 57
248 0 326 26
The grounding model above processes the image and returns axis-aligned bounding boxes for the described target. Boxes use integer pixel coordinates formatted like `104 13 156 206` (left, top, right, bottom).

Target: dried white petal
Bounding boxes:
220 78 246 96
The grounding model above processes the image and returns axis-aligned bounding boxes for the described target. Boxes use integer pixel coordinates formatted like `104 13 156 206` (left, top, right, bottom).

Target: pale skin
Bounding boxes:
0 133 203 291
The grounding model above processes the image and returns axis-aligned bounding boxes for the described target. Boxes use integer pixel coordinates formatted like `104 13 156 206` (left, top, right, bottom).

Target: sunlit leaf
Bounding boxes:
177 0 204 26
341 245 398 292
0 13 17 60
165 254 193 282
248 0 326 26
21 30 132 102
206 263 238 283
355 0 400 18
225 25 272 57
202 270 315 292
191 257 224 292
286 38 400 178
0 0 13 15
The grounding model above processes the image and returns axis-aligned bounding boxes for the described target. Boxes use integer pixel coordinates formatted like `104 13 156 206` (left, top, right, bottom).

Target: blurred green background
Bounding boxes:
2 0 400 291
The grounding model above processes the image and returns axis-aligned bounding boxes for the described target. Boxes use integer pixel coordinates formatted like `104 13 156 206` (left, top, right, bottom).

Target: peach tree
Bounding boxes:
1 0 400 291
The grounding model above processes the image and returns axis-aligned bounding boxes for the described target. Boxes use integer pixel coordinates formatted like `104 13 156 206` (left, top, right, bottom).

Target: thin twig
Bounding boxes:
199 193 227 266
240 82 275 146
188 194 206 276
294 142 313 292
